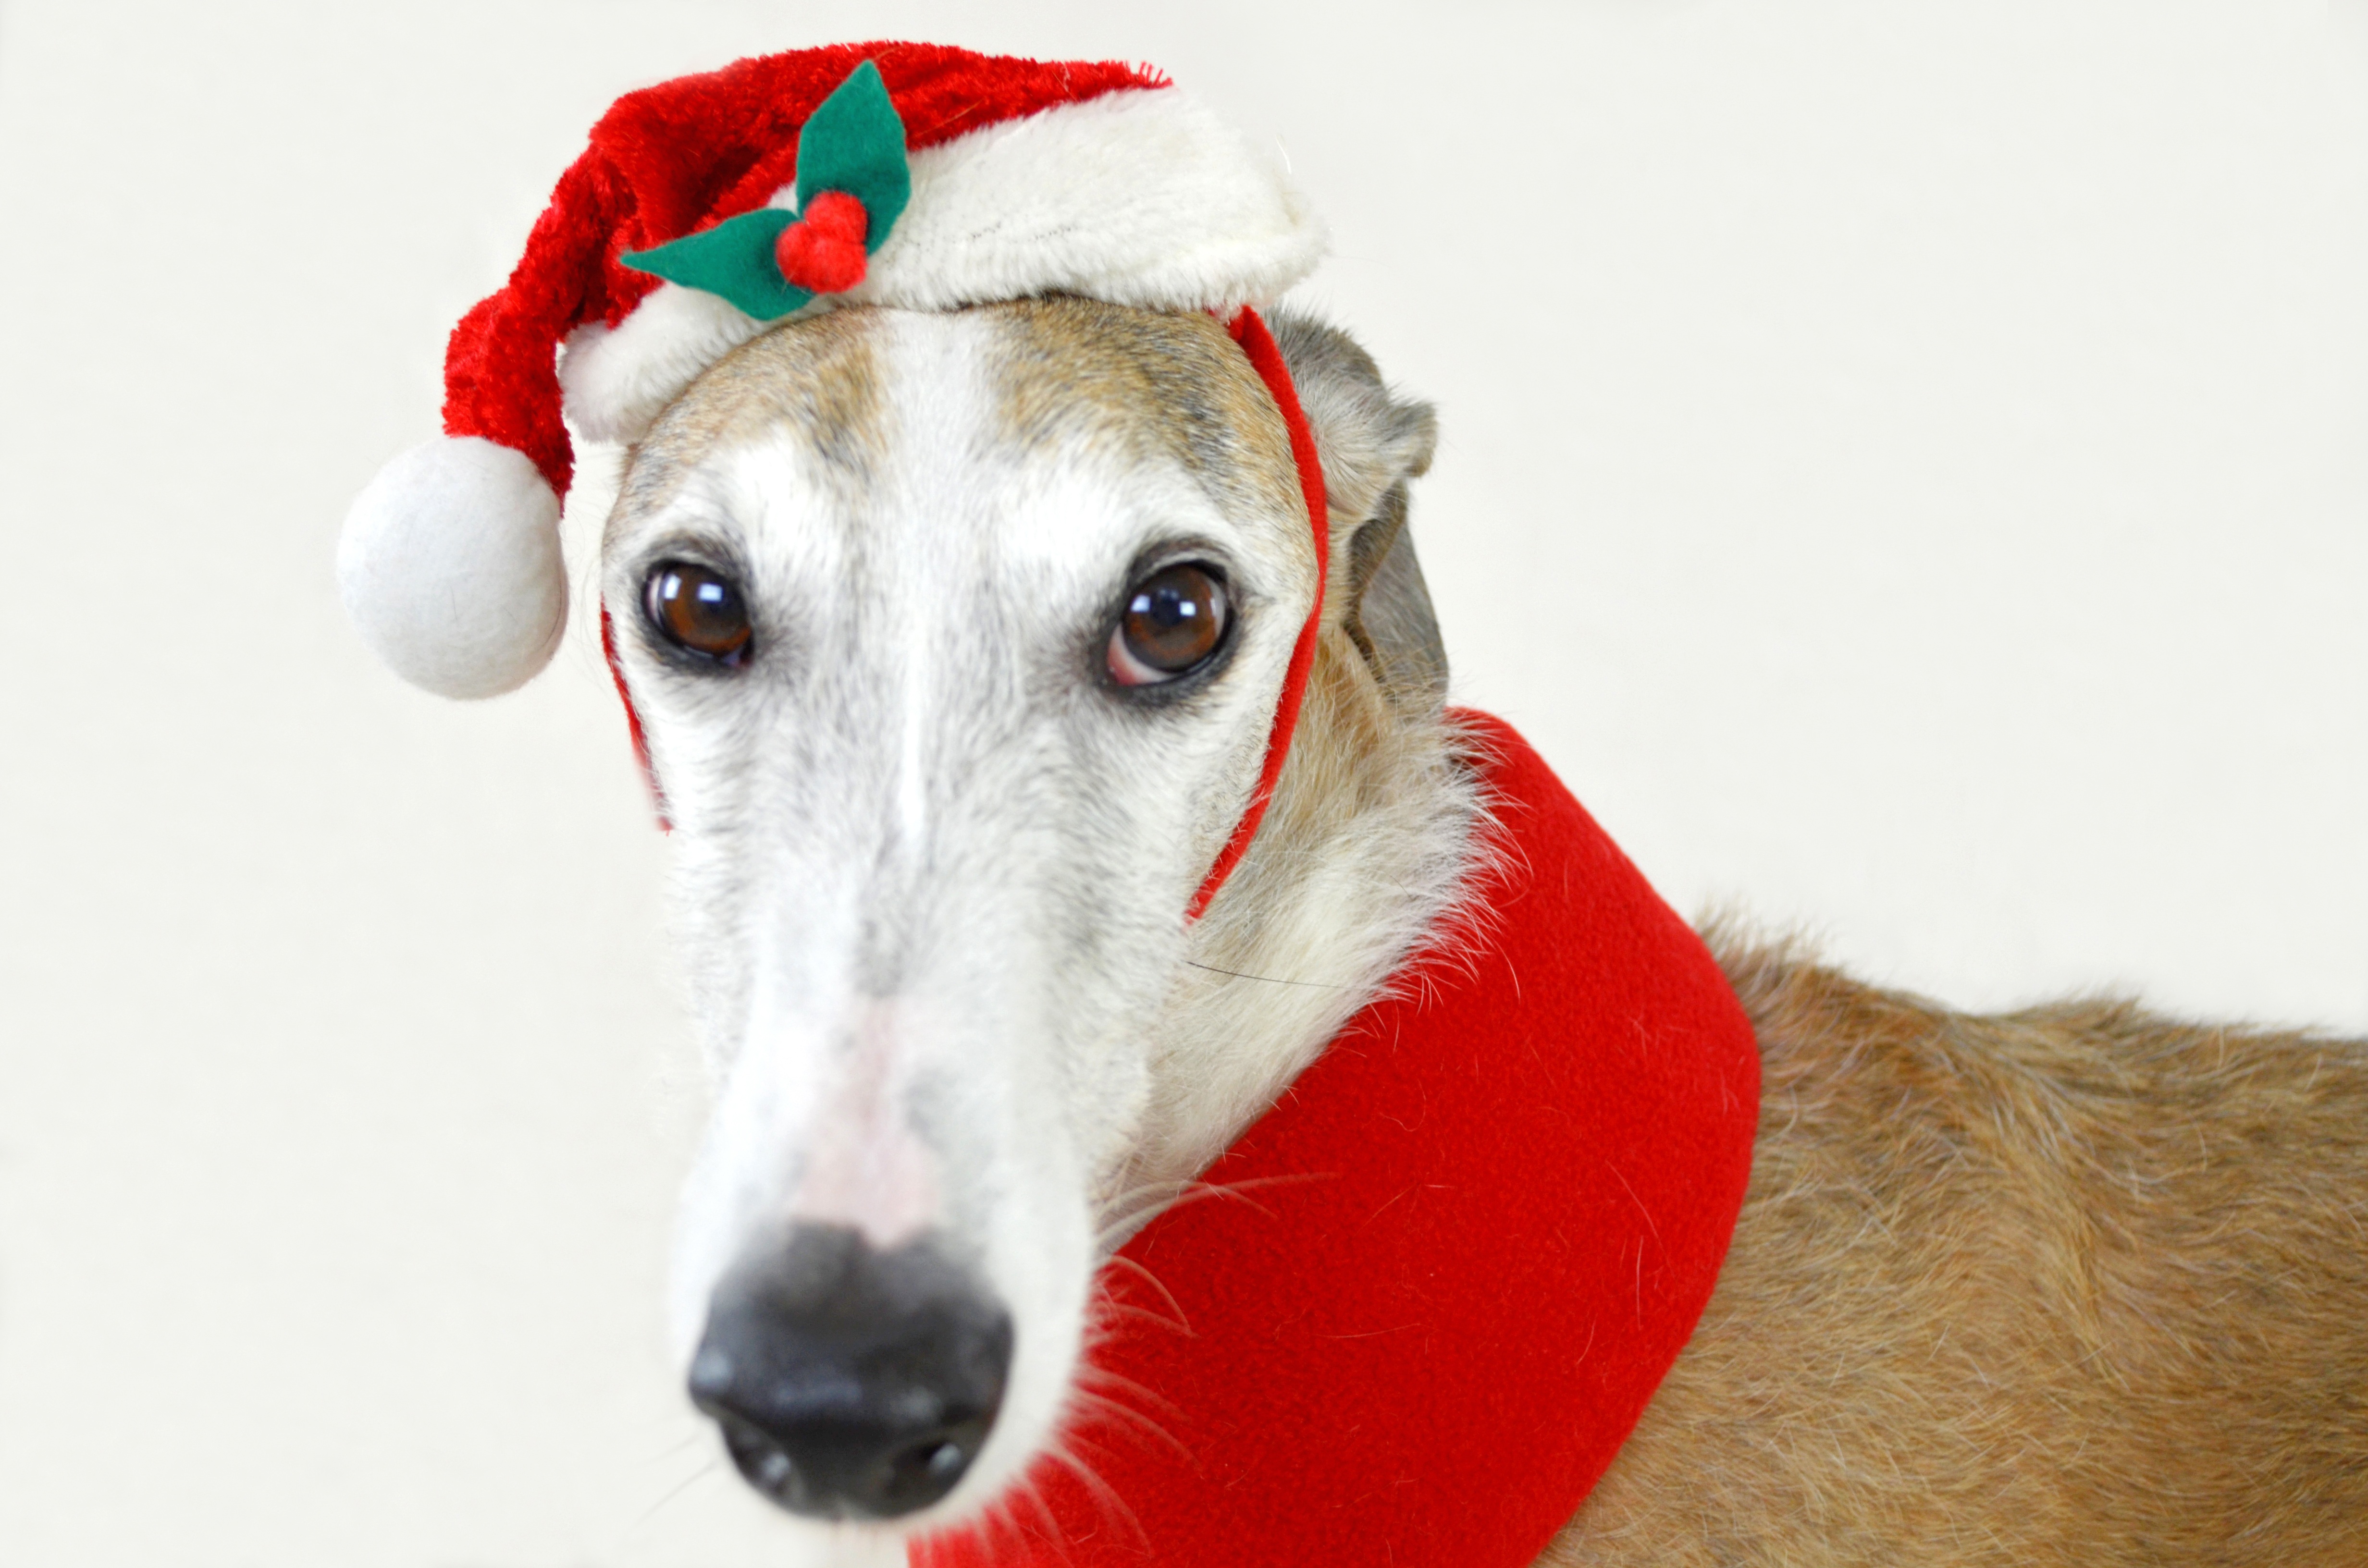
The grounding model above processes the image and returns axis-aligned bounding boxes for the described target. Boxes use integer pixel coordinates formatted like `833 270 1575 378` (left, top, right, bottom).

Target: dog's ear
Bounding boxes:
1268 312 1447 710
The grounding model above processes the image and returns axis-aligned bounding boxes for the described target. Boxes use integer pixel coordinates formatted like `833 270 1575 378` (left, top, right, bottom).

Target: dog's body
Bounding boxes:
599 295 2368 1561
1562 941 2368 1565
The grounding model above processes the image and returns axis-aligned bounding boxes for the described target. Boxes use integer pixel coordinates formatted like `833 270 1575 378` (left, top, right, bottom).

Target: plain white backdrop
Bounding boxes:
1 2 2361 1563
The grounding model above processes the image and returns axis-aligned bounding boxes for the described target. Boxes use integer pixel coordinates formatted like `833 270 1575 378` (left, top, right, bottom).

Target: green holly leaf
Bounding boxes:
620 60 910 320
622 208 809 320
794 59 910 255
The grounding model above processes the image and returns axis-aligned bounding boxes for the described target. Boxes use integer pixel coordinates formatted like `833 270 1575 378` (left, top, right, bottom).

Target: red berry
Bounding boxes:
775 191 870 294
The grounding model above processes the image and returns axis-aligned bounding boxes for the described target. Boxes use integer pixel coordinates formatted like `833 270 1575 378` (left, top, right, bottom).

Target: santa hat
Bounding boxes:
337 41 1327 699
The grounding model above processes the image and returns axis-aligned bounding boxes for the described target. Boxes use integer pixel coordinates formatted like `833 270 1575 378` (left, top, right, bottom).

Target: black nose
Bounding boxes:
689 1225 1013 1520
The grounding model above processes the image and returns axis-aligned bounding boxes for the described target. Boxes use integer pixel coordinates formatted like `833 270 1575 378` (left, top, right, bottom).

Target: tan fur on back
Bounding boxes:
1542 934 2368 1566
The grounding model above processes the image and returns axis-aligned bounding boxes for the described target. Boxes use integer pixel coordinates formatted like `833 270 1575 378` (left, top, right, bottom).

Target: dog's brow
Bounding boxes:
616 309 889 527
985 298 1302 523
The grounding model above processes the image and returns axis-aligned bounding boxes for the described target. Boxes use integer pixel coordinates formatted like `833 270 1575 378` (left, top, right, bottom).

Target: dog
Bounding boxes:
593 294 2368 1564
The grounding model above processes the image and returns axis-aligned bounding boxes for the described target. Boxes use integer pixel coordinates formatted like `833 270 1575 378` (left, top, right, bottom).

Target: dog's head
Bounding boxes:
601 295 1445 1534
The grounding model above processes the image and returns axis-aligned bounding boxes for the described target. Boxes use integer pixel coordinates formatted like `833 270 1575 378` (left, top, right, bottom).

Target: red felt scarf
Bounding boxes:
916 711 1761 1567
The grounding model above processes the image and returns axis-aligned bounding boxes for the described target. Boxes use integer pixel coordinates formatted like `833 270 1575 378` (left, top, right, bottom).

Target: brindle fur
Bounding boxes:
1545 938 2368 1566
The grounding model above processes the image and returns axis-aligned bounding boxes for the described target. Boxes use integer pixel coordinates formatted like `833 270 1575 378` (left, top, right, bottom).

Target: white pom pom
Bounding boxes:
337 437 567 699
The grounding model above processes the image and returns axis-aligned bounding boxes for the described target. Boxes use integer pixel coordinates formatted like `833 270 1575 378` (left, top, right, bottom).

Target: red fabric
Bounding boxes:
1186 308 1329 922
776 189 871 293
441 43 1166 496
914 712 1761 1568
599 605 668 831
442 154 630 495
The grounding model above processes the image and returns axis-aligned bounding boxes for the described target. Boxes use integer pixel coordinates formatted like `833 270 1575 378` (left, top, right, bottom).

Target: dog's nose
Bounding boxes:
689 1224 1013 1520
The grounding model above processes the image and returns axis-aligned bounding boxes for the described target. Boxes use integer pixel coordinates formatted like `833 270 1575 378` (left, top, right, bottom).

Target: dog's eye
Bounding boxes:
1108 562 1229 686
644 562 752 665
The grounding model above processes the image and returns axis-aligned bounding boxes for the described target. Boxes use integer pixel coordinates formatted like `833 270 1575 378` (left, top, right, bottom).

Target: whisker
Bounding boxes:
1092 1201 1178 1250
638 1428 708 1467
1088 1298 1198 1339
915 1489 1026 1568
1063 1386 1193 1463
1071 1362 1193 1428
1093 1253 1192 1335
1011 1467 1072 1556
1042 1436 1149 1553
1095 1170 1336 1248
1185 959 1348 990
628 1454 722 1532
1185 1171 1335 1200
1155 1171 1331 1226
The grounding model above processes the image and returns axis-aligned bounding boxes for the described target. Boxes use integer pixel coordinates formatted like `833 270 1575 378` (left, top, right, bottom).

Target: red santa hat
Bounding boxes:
339 41 1327 698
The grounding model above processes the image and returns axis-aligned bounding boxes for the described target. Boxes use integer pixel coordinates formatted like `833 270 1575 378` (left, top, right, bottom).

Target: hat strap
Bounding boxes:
1185 307 1327 922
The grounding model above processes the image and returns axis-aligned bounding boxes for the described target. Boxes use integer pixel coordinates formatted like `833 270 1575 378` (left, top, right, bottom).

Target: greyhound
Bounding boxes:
593 292 2368 1565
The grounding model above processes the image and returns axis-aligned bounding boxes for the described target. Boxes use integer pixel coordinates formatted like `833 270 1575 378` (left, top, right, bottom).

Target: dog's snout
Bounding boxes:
690 1224 1012 1520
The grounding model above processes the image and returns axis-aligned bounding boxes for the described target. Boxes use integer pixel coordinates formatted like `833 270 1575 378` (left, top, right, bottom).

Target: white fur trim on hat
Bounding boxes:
851 86 1325 313
559 284 769 446
337 436 567 699
559 86 1327 443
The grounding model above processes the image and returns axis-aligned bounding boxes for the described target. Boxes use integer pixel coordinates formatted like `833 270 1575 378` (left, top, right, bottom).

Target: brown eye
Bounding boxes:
1108 562 1229 686
644 562 752 664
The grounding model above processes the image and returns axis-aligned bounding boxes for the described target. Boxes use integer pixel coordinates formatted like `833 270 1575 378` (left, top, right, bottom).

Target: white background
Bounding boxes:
0 2 2361 1563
